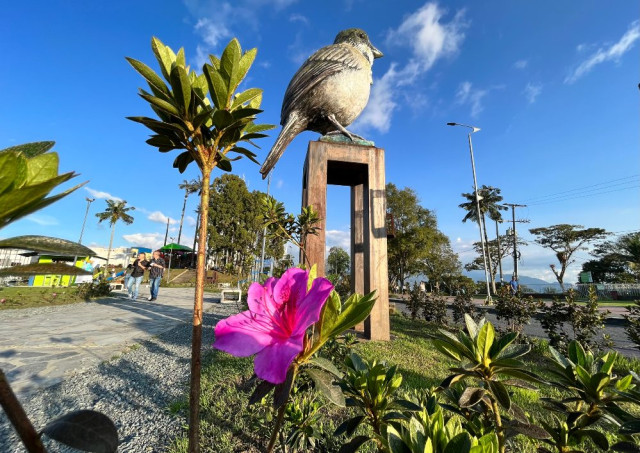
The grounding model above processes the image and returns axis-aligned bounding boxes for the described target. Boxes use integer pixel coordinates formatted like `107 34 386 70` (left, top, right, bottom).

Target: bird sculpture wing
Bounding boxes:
280 43 367 124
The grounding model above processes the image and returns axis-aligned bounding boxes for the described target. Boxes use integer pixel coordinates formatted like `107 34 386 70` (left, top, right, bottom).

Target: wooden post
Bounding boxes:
302 140 390 341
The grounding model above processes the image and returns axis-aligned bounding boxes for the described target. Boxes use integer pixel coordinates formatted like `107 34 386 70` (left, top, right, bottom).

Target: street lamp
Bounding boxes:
167 236 175 282
447 122 492 303
78 197 95 244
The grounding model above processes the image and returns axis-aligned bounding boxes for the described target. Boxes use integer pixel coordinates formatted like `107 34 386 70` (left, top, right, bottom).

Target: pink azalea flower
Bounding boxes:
213 268 334 384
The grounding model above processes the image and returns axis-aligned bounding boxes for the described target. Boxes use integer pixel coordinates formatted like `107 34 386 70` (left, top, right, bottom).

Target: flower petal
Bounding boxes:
292 277 334 336
273 267 308 306
253 335 304 384
213 311 274 357
247 278 280 316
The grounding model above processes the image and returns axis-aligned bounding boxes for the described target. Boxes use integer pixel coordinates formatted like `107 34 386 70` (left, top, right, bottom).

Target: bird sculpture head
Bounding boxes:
334 28 383 64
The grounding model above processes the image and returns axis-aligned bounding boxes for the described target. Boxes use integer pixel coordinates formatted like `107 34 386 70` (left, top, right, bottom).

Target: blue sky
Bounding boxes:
1 1 638 283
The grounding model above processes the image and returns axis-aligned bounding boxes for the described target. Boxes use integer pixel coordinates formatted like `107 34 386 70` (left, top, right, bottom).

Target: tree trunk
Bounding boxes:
188 171 212 453
482 215 496 293
191 210 200 268
178 192 188 245
106 222 115 275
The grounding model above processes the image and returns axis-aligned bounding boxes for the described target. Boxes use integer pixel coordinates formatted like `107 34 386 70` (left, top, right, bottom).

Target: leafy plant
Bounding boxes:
431 315 547 452
75 281 112 300
335 352 422 452
493 286 541 334
624 301 640 351
451 286 480 326
408 283 424 320
127 36 274 450
538 341 638 452
539 287 610 353
422 293 448 325
0 142 85 229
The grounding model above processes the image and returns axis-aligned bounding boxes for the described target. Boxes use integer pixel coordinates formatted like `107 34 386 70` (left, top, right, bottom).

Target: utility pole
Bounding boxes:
259 173 272 282
163 218 170 246
78 198 95 244
504 203 528 280
495 219 504 283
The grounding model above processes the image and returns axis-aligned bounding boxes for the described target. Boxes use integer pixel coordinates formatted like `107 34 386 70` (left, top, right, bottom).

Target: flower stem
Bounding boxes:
266 403 286 453
0 369 46 452
490 397 505 453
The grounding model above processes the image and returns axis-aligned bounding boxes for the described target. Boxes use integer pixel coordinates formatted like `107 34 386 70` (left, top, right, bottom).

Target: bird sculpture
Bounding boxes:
260 28 383 178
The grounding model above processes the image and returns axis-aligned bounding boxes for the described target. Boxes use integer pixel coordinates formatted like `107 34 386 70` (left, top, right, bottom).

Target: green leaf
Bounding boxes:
151 37 173 80
491 331 519 358
230 147 259 165
217 158 232 172
387 399 423 411
204 64 228 109
459 387 486 408
0 151 23 194
327 291 377 339
319 290 341 340
308 356 343 378
248 379 275 405
506 421 550 440
172 151 195 173
338 435 371 453
611 441 640 452
488 380 510 410
232 87 263 109
139 93 181 117
232 107 263 120
273 366 295 408
334 416 366 437
616 374 633 391
126 57 170 96
576 429 608 450
620 420 640 434
233 47 257 91
41 410 118 453
176 47 186 68
212 109 234 129
169 64 191 114
1 141 55 157
568 341 586 366
387 424 411 453
444 432 472 453
600 351 616 375
26 153 58 185
476 322 495 362
306 368 345 407
220 38 241 84
465 313 479 339
432 339 463 361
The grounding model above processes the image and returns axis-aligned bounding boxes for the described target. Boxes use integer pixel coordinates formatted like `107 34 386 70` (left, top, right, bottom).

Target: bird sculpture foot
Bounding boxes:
325 130 367 142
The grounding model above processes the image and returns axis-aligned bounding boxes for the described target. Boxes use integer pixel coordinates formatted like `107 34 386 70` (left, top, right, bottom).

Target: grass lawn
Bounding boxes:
167 314 640 453
0 286 99 310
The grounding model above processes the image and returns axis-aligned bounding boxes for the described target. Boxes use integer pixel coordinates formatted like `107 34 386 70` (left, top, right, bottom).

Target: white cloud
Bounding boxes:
85 187 123 202
565 20 640 84
276 179 284 189
26 214 59 226
513 59 528 69
122 232 164 250
524 82 542 104
356 2 467 133
186 216 197 227
455 81 487 117
325 229 350 253
148 211 178 225
289 13 308 24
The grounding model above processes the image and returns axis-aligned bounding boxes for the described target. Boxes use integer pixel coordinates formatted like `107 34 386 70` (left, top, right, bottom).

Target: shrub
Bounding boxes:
624 300 640 350
539 287 610 353
493 286 541 334
452 287 480 326
422 292 448 325
74 281 112 300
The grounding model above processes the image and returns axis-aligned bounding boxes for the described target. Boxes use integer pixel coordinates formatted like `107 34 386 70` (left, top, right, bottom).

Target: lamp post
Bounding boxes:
167 237 175 282
78 197 95 244
447 122 492 303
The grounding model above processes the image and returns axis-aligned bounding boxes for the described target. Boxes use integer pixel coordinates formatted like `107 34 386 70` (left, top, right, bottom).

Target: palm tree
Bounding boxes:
96 200 134 273
459 185 507 293
177 179 200 245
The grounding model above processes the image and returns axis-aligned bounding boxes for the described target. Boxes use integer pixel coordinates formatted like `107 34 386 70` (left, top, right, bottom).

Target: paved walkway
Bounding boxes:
0 287 227 396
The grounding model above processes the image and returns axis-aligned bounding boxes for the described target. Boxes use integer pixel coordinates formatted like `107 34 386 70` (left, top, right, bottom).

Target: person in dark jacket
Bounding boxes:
127 253 149 300
147 250 165 301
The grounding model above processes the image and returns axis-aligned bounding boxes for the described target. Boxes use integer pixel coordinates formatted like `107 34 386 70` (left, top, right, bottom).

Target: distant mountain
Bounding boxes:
463 270 564 293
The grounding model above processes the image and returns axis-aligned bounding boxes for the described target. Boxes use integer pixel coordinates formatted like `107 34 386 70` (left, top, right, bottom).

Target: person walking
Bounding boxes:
147 250 165 301
127 252 149 300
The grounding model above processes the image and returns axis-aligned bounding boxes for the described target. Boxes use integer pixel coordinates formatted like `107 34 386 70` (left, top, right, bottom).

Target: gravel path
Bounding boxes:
0 302 238 452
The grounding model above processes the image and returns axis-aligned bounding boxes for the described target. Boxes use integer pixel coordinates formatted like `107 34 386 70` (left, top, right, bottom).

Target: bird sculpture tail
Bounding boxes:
260 111 305 179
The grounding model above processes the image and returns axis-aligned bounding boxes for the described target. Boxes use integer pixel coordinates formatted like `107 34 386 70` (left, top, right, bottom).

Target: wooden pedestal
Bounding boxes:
301 140 390 341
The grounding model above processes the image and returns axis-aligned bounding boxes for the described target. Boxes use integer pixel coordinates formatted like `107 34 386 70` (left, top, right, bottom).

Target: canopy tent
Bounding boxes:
0 235 96 257
160 243 193 252
0 262 92 276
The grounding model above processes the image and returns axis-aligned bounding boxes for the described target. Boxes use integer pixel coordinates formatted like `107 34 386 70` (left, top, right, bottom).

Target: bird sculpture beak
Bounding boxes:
371 45 383 59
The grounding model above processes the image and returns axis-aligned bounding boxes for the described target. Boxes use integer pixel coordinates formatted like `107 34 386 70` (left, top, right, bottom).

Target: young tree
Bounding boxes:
459 185 507 293
327 246 350 277
127 37 273 451
422 231 461 293
529 224 608 291
177 179 200 245
582 231 640 283
465 235 527 283
95 200 134 273
386 183 446 293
